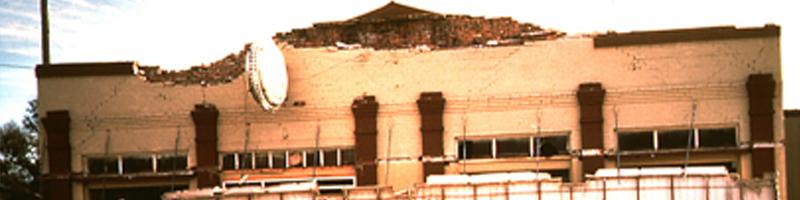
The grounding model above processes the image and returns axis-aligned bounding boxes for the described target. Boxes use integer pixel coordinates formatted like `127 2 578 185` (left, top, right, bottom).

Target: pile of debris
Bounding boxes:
275 2 564 50
139 45 248 85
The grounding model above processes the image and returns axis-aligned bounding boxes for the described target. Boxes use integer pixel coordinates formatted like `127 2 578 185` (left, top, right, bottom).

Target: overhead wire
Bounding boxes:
0 63 33 69
68 82 740 129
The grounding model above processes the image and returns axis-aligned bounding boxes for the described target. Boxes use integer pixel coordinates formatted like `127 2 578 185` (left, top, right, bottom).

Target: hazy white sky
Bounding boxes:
0 0 797 124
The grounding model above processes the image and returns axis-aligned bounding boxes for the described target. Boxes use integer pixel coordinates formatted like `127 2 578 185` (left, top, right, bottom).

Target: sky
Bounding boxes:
0 0 797 124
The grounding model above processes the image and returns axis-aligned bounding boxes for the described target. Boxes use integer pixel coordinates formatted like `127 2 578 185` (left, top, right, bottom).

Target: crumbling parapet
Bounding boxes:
274 2 564 49
138 44 249 86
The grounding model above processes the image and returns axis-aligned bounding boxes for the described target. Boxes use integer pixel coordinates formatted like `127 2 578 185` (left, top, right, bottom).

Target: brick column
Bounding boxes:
41 110 72 200
417 92 446 178
746 74 776 178
191 104 220 188
577 83 605 177
352 96 379 186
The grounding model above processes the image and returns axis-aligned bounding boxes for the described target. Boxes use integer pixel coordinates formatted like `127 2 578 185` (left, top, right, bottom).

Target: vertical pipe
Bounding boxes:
635 176 640 200
40 0 49 65
461 114 467 173
683 100 697 177
313 122 320 181
704 177 710 200
602 179 607 200
738 181 744 200
473 185 478 200
614 106 621 180
670 177 675 200
171 126 181 191
385 119 393 185
537 181 542 200
535 107 542 175
504 182 510 200
569 183 574 200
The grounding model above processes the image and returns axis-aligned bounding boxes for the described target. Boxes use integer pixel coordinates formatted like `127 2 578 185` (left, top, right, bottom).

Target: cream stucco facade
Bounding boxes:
36 26 785 199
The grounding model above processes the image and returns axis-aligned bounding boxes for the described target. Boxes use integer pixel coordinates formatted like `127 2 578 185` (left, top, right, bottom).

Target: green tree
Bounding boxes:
22 99 38 134
0 99 40 199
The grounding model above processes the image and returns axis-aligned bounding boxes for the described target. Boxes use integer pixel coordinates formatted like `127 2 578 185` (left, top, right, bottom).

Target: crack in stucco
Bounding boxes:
75 77 130 149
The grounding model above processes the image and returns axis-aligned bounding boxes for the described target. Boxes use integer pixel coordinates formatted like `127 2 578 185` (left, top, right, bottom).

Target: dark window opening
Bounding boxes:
341 149 356 165
255 153 269 169
319 189 345 195
323 150 338 166
618 132 654 151
88 157 118 175
700 162 738 173
122 156 153 174
225 182 262 188
317 178 355 186
496 138 530 158
537 136 569 156
222 154 236 170
458 139 493 159
699 128 737 148
542 169 571 182
89 185 188 200
239 153 253 169
306 151 319 167
658 130 694 149
156 155 187 172
272 151 286 169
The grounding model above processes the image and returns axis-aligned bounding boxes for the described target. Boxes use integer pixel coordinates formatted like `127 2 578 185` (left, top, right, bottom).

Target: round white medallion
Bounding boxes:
246 40 288 111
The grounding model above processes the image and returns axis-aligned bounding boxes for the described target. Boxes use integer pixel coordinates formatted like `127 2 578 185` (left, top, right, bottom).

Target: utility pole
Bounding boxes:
40 0 50 65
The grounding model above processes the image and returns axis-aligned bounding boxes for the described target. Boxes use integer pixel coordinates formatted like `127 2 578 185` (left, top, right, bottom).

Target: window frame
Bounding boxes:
85 152 188 175
456 132 571 160
219 147 356 170
617 126 739 151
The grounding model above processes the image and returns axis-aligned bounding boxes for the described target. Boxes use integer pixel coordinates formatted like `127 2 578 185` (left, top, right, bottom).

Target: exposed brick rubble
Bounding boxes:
140 3 564 85
275 2 564 49
138 45 249 85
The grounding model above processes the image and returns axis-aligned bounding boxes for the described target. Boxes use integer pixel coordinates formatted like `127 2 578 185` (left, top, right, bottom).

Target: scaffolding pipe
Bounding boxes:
683 100 697 177
385 118 393 185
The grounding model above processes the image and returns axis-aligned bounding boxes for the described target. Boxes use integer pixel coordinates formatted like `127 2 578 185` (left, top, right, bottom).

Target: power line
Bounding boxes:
0 64 34 69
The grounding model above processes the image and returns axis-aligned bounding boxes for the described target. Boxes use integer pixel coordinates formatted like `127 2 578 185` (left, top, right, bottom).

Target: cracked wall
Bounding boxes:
37 35 782 194
276 15 563 50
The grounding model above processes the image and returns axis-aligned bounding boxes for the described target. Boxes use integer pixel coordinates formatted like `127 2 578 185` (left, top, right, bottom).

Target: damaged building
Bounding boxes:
35 2 786 200
275 2 563 49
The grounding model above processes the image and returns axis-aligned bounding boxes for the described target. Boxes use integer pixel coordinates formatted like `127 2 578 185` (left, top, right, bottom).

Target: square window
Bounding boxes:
496 138 530 158
658 130 694 149
88 157 118 174
306 150 319 167
537 136 569 156
618 132 654 151
272 151 287 169
122 156 153 174
323 150 338 166
255 152 269 169
458 139 493 159
222 154 236 170
699 128 737 148
239 153 253 169
341 149 356 165
156 155 187 172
